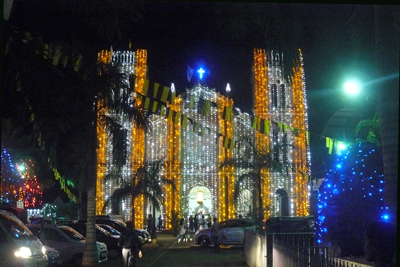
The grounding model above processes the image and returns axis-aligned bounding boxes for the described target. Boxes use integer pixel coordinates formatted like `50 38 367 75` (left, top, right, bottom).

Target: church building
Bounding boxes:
96 48 310 230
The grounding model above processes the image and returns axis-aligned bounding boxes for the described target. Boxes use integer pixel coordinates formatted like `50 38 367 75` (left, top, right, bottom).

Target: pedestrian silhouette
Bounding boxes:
158 215 163 232
189 215 194 232
194 213 199 232
119 221 142 267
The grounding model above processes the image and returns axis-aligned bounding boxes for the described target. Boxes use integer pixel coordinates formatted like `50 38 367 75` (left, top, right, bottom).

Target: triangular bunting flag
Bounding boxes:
167 108 173 121
189 95 195 109
326 137 333 155
277 122 283 131
152 100 158 113
262 119 270 134
252 116 258 129
224 137 229 148
223 106 232 121
160 105 166 117
174 111 180 125
181 114 188 128
142 79 149 96
202 99 211 117
161 86 170 102
144 97 150 110
194 122 200 134
153 82 160 98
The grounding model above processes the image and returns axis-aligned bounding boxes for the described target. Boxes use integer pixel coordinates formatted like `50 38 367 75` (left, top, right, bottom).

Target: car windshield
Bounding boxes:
99 224 120 235
96 225 112 236
58 225 85 241
0 213 35 239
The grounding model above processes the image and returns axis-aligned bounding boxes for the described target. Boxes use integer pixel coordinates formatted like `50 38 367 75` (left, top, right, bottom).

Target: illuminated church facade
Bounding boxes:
96 48 310 229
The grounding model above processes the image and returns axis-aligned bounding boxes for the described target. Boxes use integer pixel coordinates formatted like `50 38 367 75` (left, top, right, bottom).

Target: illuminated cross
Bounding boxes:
197 68 205 79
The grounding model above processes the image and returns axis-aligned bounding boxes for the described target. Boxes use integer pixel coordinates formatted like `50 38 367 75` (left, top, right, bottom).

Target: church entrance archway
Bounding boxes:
188 186 212 216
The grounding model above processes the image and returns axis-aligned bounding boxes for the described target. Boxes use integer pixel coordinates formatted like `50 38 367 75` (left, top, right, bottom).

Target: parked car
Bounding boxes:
59 222 121 259
98 224 121 236
137 229 152 244
27 224 108 266
0 210 48 267
78 217 127 234
44 246 63 267
194 218 256 248
97 223 150 245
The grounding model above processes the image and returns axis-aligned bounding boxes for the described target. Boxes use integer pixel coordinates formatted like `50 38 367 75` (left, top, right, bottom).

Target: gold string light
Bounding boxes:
96 47 310 228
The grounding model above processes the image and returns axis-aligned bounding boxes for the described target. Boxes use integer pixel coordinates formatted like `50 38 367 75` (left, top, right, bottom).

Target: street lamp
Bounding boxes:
343 80 361 96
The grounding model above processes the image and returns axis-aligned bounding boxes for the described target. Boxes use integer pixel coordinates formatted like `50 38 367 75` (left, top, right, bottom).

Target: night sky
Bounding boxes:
7 1 394 180
124 2 382 178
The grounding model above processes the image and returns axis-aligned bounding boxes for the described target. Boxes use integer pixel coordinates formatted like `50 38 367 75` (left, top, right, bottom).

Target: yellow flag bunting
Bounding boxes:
136 79 346 155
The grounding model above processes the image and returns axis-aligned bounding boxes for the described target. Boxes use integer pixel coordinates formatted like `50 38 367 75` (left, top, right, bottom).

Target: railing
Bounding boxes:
243 230 373 267
270 232 373 267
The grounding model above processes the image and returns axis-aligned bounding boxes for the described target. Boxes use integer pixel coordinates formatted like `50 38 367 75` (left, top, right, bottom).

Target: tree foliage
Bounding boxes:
102 160 175 226
316 142 387 257
220 136 284 221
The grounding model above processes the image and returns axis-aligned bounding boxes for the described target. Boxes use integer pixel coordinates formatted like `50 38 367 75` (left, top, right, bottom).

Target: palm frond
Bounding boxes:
101 185 132 214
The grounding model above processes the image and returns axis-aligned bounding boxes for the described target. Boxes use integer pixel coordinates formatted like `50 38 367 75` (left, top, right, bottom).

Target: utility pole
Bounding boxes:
375 5 399 224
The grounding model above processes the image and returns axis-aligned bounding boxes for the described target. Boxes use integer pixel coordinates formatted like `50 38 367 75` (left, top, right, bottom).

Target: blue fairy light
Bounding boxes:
316 142 387 250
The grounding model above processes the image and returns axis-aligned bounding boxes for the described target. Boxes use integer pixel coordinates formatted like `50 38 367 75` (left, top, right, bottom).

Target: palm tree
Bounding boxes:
220 137 284 222
355 113 381 147
4 1 146 266
102 160 176 237
83 62 146 265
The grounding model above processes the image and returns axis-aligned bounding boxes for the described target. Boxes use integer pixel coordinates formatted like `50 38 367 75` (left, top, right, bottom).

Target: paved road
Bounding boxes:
98 233 249 267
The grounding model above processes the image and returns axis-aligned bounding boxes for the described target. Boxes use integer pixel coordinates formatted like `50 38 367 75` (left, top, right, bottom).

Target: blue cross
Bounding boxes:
197 68 205 79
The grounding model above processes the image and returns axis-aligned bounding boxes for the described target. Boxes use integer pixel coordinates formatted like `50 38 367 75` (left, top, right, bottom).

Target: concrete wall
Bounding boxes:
244 231 266 267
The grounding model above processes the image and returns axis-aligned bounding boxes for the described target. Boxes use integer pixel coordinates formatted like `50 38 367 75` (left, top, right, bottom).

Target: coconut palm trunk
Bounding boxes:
82 96 100 266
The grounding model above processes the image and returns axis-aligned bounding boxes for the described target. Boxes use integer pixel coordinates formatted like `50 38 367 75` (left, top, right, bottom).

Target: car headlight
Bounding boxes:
14 247 32 258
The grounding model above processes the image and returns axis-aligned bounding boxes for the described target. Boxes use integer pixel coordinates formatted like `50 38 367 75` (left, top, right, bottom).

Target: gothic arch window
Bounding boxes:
276 188 289 216
280 84 286 108
236 189 253 218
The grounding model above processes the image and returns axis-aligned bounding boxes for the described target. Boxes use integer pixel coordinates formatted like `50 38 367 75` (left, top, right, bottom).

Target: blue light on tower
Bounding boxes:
197 67 205 80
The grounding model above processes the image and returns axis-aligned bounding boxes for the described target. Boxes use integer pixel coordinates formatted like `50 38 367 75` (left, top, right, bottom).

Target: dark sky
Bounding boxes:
126 3 375 115
7 1 393 179
124 2 386 178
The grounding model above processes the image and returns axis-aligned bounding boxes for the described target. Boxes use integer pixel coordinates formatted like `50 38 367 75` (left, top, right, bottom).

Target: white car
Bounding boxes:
0 210 48 267
136 229 152 244
27 224 108 266
194 218 256 248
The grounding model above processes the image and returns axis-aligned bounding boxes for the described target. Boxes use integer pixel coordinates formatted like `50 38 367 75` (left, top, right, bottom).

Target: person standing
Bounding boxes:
207 214 212 228
211 217 220 249
199 214 206 230
194 213 199 232
118 221 143 267
158 215 163 232
178 218 185 243
147 214 154 235
189 215 194 232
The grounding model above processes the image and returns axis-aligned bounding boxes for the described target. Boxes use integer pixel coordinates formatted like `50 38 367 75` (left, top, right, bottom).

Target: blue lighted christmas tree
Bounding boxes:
315 142 389 257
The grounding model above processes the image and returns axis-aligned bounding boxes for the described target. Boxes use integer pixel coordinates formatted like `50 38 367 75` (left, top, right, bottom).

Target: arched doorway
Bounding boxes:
276 189 289 216
188 186 212 217
236 189 253 218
